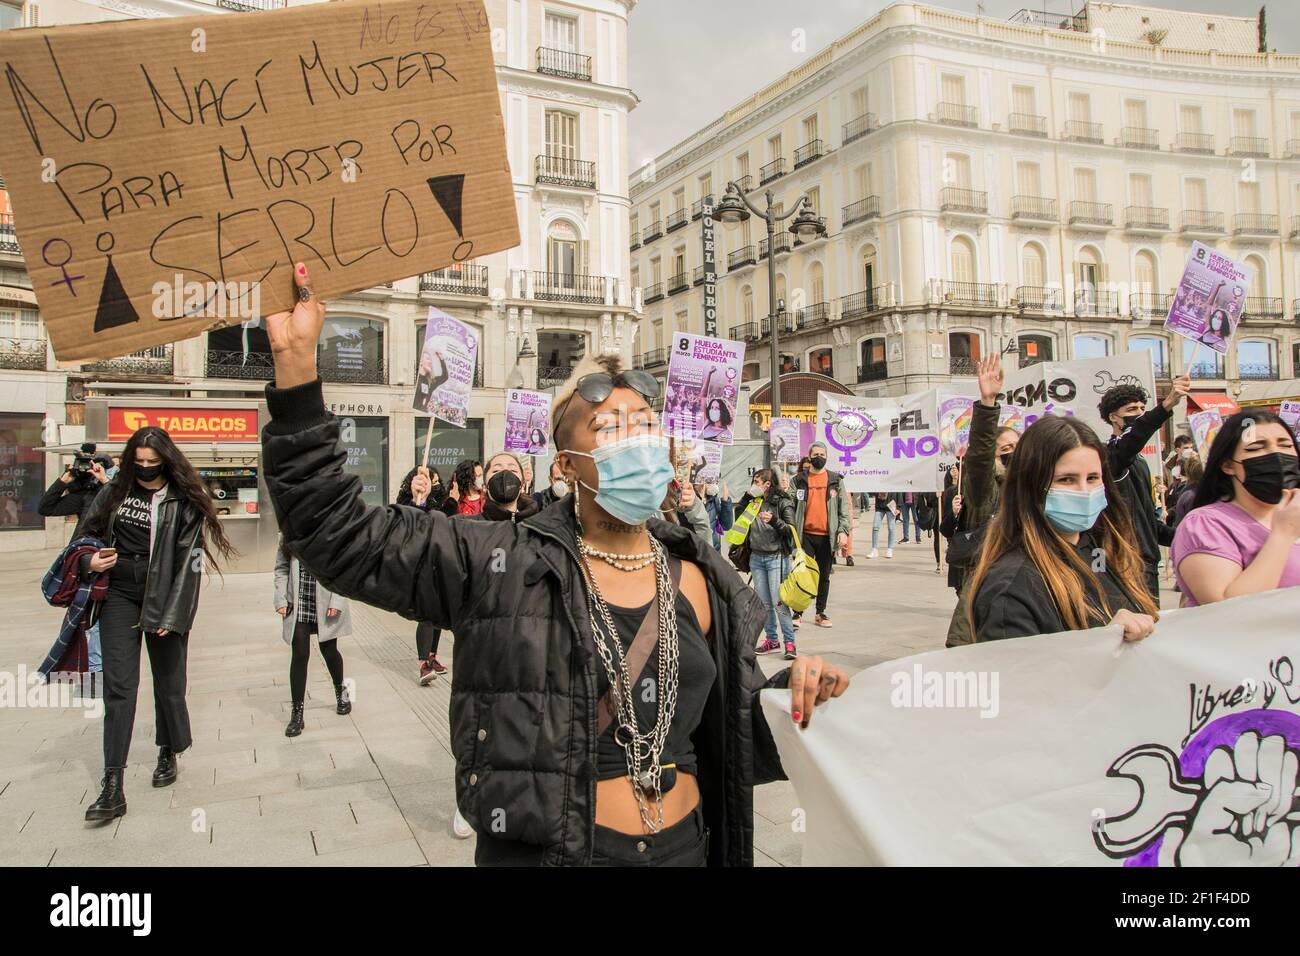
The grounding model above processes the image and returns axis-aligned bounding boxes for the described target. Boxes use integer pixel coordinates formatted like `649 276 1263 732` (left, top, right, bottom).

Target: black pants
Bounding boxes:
100 556 192 770
289 620 344 704
804 532 833 615
416 621 441 659
591 804 708 867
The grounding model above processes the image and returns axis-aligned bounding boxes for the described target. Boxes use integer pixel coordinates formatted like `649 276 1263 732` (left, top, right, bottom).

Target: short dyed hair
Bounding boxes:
552 353 633 450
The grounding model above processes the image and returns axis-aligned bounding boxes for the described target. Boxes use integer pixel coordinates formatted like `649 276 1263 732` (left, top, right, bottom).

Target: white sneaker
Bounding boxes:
453 808 474 839
886 549 894 559
868 549 879 559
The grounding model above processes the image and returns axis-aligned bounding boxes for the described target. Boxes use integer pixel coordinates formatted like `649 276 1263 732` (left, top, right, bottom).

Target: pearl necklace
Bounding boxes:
578 541 655 572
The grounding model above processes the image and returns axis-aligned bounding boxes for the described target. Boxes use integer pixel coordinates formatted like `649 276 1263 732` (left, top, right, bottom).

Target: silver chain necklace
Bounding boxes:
577 534 681 833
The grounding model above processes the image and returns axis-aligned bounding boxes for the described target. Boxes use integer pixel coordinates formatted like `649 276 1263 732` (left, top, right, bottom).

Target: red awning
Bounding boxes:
1187 392 1239 416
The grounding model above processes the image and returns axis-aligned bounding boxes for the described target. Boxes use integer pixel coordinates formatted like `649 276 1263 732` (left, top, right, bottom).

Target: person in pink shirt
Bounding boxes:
1172 410 1300 607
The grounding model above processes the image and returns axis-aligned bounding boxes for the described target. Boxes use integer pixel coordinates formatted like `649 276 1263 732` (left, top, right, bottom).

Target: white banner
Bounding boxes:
761 587 1300 866
815 390 940 493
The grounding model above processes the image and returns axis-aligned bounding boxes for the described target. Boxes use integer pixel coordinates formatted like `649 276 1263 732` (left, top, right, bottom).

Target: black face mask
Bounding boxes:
809 456 827 471
1234 453 1300 505
487 471 522 505
1120 413 1142 431
135 464 163 482
998 452 1014 469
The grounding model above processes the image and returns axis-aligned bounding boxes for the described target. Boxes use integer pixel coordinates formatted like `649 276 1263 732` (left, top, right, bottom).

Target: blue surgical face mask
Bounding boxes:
1043 486 1107 534
564 433 675 526
105 466 120 481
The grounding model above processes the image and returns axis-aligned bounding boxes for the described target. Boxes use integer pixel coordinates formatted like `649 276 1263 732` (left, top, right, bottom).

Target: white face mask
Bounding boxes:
551 479 569 497
749 483 764 498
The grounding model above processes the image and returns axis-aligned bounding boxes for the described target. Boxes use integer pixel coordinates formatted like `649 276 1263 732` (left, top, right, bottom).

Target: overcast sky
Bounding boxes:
627 0 1300 166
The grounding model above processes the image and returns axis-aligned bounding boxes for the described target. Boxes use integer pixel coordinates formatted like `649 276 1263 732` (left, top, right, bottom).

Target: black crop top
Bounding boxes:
595 588 716 783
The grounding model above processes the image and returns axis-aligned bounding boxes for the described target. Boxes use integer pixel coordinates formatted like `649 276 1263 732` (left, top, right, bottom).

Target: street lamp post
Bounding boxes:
714 184 827 466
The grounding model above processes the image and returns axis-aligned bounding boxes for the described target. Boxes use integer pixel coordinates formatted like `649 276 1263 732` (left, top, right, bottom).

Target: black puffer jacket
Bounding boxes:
262 379 790 866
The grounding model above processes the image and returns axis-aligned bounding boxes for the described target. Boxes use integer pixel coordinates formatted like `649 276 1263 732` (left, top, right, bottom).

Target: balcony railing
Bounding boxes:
419 265 488 296
1121 126 1159 150
943 281 997 308
533 272 606 303
735 174 753 193
667 272 690 295
728 323 761 342
536 365 574 389
842 112 878 145
950 356 978 375
1074 291 1120 318
842 196 881 226
0 337 45 370
936 102 978 127
794 139 825 169
84 344 174 376
840 288 885 321
691 195 714 220
1068 201 1113 226
1238 363 1280 381
666 208 688 232
535 154 596 188
1228 136 1269 158
1188 360 1225 380
1294 298 1300 322
1175 132 1215 154
760 312 797 336
857 361 889 383
1244 296 1283 320
1124 206 1169 231
1011 195 1057 221
642 220 663 243
536 46 592 81
759 234 791 259
0 214 19 254
206 349 274 380
692 265 706 286
639 349 668 368
316 356 387 385
1287 139 1300 160
759 158 786 185
1291 216 1300 239
1181 210 1224 234
629 234 640 251
939 187 988 215
1015 286 1062 312
644 282 664 304
1129 293 1171 319
727 245 757 270
797 302 831 327
1008 112 1047 137
1233 214 1278 236
1064 120 1103 144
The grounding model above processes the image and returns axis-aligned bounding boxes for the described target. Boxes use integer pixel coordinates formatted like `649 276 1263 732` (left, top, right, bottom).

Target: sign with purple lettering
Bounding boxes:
685 440 723 485
1188 408 1223 459
413 307 477 428
769 417 800 463
505 389 551 455
663 333 745 445
816 390 940 493
1280 401 1300 432
1165 243 1255 355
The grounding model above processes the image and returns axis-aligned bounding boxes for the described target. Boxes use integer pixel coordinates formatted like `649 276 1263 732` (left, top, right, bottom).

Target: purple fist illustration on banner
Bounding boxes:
824 408 876 467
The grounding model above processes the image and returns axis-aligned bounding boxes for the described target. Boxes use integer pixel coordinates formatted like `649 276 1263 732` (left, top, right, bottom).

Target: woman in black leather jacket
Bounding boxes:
78 426 234 822
259 264 850 866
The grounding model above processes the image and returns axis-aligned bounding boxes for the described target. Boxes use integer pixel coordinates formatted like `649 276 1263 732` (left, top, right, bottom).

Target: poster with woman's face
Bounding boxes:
664 333 745 444
1165 242 1254 356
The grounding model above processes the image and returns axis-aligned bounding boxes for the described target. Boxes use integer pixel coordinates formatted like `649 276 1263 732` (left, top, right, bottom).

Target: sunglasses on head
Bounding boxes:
553 371 662 442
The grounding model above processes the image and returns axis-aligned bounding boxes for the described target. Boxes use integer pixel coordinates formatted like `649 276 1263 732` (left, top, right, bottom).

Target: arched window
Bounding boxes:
1134 250 1158 293
950 236 976 283
809 347 833 378
1073 333 1111 359
1018 333 1053 366
1075 245 1105 313
1245 254 1266 307
547 219 584 279
859 337 887 382
949 331 980 375
1236 339 1278 381
1020 242 1046 290
1129 335 1169 379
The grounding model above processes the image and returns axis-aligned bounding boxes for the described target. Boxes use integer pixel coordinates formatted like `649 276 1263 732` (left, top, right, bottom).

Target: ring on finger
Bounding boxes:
298 285 313 302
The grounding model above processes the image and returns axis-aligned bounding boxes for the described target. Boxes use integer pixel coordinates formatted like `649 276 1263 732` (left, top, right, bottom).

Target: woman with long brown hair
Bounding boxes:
967 416 1158 643
78 426 234 821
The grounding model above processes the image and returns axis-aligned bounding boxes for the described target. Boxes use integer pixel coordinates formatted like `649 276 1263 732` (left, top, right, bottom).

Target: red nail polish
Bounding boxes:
792 711 802 722
297 265 307 276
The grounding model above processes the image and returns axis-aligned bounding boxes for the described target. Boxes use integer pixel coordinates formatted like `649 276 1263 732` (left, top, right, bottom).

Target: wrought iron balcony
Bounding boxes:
759 233 792 259
1011 196 1057 222
1228 136 1269 158
317 355 387 385
760 312 797 336
857 361 889 383
840 288 884 321
1181 210 1224 234
842 196 881 227
794 139 825 169
1287 139 1300 160
728 323 761 343
1188 359 1225 380
0 214 19 254
842 112 878 145
759 158 786 185
642 220 663 243
630 234 640 251
0 337 45 370
536 365 574 389
419 265 488 296
727 245 757 271
939 187 988 215
666 208 688 232
1121 126 1159 150
206 349 274 381
950 356 978 375
1074 291 1120 318
692 265 706 286
1291 215 1300 239
1174 132 1215 154
943 281 997 308
1294 298 1300 322
1008 112 1047 137
1244 296 1283 320
1064 120 1103 144
644 282 664 304
535 154 596 188
1129 293 1171 320
797 302 831 327
1238 363 1279 381
735 174 753 193
667 272 689 295
532 271 606 303
691 195 714 220
1068 201 1113 227
1124 206 1169 231
84 344 174 376
536 46 592 81
1150 362 1171 380
639 349 668 368
936 102 978 127
1015 286 1062 312
1233 214 1278 236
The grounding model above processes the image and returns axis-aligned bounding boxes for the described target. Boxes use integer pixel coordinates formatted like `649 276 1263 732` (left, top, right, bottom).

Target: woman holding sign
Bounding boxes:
259 263 849 866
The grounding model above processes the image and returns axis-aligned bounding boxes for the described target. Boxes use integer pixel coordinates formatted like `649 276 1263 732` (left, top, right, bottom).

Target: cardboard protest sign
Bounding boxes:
1188 407 1224 458
663 333 745 445
413 307 475 427
504 389 551 456
1164 242 1254 356
814 390 941 493
768 417 800 463
0 0 518 363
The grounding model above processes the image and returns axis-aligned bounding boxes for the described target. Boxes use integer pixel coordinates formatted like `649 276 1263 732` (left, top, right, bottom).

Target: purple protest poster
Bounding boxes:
505 389 552 455
1164 242 1255 355
769 417 800 463
413 307 478 427
685 440 724 485
663 333 745 445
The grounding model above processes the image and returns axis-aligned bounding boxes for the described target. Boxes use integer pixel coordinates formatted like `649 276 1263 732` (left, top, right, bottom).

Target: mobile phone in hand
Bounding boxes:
98 547 117 557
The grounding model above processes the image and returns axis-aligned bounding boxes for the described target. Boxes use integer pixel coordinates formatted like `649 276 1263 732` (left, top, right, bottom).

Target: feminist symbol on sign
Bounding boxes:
824 409 875 467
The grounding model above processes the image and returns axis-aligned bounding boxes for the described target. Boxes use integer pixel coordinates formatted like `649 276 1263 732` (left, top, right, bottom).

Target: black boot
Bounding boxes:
335 683 352 716
151 746 177 788
285 701 305 737
85 769 126 822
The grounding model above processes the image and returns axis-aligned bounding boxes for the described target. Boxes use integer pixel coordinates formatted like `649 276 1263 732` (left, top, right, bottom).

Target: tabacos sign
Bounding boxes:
108 407 258 442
